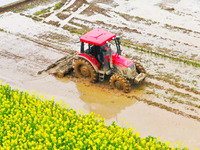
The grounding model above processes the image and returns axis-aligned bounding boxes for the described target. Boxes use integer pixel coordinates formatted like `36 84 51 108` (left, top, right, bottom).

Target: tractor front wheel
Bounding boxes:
110 74 131 93
74 59 98 83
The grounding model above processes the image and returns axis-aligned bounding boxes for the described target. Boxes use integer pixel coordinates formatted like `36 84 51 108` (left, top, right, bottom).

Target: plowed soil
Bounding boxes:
0 0 200 149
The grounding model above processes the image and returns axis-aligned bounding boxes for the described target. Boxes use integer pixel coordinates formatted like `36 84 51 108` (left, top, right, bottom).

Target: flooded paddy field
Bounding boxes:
0 0 200 149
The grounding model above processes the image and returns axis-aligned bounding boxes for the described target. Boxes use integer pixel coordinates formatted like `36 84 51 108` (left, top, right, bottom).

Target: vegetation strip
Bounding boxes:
0 82 188 149
125 43 200 68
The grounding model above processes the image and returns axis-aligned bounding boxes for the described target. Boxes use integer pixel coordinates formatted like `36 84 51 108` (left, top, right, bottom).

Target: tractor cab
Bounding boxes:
79 28 121 70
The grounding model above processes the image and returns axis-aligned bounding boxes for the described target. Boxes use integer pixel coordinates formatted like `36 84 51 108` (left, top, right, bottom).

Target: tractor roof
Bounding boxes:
80 28 116 46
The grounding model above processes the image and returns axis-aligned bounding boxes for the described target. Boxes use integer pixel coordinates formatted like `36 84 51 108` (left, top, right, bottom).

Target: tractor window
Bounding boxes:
109 40 117 54
84 44 100 55
100 44 109 55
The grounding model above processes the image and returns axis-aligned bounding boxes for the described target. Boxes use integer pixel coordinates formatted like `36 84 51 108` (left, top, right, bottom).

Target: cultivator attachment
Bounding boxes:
38 52 78 77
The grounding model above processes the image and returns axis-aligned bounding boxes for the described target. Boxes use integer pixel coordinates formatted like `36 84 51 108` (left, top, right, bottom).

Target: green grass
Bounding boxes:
34 7 52 16
13 4 32 13
62 24 91 35
54 2 63 10
0 28 5 32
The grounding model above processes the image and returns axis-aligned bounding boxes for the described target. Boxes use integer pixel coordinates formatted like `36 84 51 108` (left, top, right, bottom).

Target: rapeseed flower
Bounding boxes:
0 83 189 150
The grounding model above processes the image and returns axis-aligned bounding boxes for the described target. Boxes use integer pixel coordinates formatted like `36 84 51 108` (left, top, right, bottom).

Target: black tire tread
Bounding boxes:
109 74 131 93
74 58 98 83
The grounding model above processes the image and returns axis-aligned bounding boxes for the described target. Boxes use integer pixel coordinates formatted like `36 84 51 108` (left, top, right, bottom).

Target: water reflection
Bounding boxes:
76 82 145 119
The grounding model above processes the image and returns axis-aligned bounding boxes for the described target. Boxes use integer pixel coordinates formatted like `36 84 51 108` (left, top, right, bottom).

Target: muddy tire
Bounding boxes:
135 62 146 73
74 59 98 83
110 74 131 93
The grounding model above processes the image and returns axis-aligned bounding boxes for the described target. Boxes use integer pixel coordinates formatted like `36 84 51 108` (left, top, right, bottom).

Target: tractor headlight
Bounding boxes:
127 64 137 79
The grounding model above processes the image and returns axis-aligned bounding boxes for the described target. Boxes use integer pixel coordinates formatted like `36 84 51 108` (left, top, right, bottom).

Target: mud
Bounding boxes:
0 0 200 149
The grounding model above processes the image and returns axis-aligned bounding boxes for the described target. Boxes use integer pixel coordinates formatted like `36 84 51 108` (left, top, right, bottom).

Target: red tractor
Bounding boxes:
74 28 146 93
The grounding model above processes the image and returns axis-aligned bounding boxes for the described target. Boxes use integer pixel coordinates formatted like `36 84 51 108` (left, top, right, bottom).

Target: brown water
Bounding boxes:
77 82 137 119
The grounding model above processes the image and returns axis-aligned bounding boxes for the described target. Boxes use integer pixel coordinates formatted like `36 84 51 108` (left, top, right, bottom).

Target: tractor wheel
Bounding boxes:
135 62 146 74
74 59 98 83
110 74 131 93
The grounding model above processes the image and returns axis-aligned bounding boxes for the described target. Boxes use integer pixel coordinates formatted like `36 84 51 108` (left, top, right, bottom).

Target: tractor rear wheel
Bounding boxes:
135 62 146 73
74 59 98 83
110 74 131 93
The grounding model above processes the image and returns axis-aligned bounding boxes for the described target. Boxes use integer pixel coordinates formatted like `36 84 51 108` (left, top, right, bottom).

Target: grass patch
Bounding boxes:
44 20 60 27
56 13 69 20
13 4 32 13
34 7 52 16
62 24 91 35
0 82 188 149
32 16 43 22
0 28 5 32
54 2 63 10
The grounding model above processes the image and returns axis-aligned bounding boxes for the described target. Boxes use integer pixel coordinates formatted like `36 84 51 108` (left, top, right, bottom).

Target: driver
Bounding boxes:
91 45 103 66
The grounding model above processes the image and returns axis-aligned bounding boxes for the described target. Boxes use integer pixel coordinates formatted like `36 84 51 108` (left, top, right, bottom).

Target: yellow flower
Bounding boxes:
0 83 188 150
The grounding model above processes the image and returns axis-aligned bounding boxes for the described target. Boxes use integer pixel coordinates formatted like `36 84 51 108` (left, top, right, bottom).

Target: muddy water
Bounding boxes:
76 82 137 119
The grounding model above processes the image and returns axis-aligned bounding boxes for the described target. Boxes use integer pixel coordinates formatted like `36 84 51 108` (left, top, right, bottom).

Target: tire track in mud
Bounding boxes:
121 79 200 122
130 58 200 115
147 74 200 96
20 34 74 54
0 51 24 62
145 81 200 110
130 94 200 122
44 0 90 27
0 31 66 78
127 52 200 92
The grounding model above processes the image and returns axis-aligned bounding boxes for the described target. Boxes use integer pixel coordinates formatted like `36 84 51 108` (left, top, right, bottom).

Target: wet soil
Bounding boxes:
0 0 200 149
